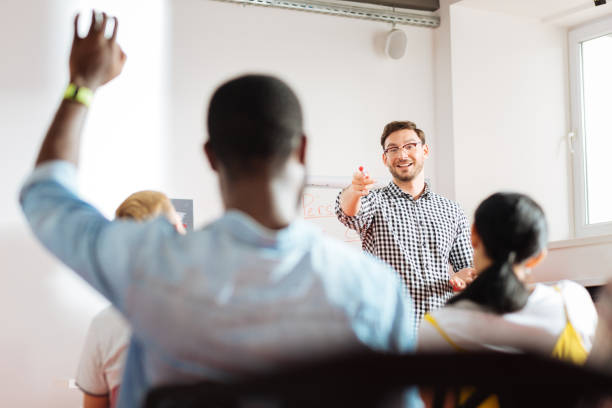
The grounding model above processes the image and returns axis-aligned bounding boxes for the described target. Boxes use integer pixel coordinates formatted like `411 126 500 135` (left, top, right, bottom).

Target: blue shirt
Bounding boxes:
20 161 421 408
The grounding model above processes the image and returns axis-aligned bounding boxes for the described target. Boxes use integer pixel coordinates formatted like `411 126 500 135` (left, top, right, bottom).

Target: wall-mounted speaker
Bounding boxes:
385 28 407 59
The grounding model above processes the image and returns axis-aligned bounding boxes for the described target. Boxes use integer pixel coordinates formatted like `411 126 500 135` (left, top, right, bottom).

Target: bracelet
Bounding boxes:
63 83 94 107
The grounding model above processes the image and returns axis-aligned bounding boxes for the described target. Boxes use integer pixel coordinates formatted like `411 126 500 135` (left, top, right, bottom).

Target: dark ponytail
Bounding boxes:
448 193 548 314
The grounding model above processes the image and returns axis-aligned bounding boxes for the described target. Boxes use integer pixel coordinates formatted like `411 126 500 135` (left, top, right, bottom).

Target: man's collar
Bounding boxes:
387 180 431 201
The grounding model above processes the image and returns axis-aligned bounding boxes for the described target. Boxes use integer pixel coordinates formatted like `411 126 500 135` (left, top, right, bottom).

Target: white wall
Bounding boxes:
0 0 436 406
435 2 572 241
166 0 437 226
533 236 612 287
432 0 463 200
1 1 170 406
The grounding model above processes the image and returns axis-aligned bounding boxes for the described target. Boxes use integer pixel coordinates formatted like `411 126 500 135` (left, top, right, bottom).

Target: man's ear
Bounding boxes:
423 143 429 159
296 134 307 165
525 249 547 269
203 141 218 172
471 224 480 249
382 151 388 166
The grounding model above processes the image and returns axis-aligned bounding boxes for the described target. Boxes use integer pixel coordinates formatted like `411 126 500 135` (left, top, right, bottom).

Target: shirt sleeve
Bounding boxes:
76 316 109 396
19 161 177 312
448 205 474 273
334 190 376 235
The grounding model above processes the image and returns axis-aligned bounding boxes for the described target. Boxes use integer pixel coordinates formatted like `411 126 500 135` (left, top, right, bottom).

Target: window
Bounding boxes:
569 16 612 238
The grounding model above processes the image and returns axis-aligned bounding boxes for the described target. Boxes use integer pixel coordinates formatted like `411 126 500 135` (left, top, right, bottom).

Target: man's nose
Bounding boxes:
399 147 410 158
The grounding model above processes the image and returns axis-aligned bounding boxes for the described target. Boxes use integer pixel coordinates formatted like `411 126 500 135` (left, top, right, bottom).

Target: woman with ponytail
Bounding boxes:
418 192 597 362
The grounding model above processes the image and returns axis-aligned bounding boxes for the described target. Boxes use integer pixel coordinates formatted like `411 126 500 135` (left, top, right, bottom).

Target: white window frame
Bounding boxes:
569 15 612 238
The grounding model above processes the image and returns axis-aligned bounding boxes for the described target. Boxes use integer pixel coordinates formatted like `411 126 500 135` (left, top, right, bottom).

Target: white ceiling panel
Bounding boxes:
457 0 612 27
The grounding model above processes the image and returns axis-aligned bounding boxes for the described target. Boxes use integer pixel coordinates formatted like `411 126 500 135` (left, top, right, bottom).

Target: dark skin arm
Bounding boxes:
35 10 126 167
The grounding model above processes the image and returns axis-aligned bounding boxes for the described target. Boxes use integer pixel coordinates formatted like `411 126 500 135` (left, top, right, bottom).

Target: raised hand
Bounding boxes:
35 10 127 167
350 169 376 197
69 10 126 91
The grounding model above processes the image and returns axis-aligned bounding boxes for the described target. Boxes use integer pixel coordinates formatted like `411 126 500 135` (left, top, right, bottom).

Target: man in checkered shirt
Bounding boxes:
335 121 475 325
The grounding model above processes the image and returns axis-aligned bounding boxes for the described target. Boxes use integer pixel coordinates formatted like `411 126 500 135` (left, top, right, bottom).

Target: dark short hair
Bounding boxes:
207 75 303 177
448 192 548 314
380 121 426 148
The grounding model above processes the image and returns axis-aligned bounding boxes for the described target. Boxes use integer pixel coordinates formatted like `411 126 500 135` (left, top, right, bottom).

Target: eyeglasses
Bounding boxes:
383 142 421 156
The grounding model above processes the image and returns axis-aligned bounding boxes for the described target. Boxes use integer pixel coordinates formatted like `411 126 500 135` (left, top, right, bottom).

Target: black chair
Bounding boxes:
143 351 612 408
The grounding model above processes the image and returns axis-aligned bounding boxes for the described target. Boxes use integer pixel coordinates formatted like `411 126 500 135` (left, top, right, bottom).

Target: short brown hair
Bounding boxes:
115 190 174 221
380 121 426 148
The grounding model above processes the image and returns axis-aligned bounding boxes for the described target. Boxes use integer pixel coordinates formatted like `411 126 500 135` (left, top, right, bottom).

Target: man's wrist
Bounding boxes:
340 186 357 205
344 185 361 198
69 76 100 92
64 83 94 107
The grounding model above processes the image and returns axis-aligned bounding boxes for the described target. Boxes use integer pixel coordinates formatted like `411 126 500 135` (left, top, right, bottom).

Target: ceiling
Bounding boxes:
334 0 612 27
457 0 612 27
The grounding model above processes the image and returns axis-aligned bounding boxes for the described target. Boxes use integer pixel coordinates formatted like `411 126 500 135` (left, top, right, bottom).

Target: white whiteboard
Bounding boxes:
301 182 362 248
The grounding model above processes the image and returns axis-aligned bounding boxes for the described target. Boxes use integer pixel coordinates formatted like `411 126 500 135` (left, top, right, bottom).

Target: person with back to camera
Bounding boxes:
20 10 422 408
587 279 612 374
76 191 185 408
418 192 598 407
335 121 476 327
584 280 612 407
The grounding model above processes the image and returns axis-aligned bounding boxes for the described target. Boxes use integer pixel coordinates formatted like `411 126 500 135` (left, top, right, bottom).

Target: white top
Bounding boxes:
417 280 598 356
76 306 131 396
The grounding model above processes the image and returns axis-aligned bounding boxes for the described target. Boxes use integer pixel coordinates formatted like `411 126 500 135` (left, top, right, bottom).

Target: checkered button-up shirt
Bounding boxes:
335 181 474 324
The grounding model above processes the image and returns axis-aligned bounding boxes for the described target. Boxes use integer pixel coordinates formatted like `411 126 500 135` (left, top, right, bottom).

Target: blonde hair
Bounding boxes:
115 190 174 221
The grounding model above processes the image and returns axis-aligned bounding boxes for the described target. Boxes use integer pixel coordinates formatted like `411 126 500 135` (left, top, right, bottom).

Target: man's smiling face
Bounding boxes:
382 128 428 183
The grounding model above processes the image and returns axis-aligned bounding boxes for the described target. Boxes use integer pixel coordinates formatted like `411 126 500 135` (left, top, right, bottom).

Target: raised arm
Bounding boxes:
338 170 375 216
20 11 140 309
36 10 126 167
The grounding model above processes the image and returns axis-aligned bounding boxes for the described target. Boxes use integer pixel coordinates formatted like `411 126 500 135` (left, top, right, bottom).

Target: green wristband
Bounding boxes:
64 83 94 107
